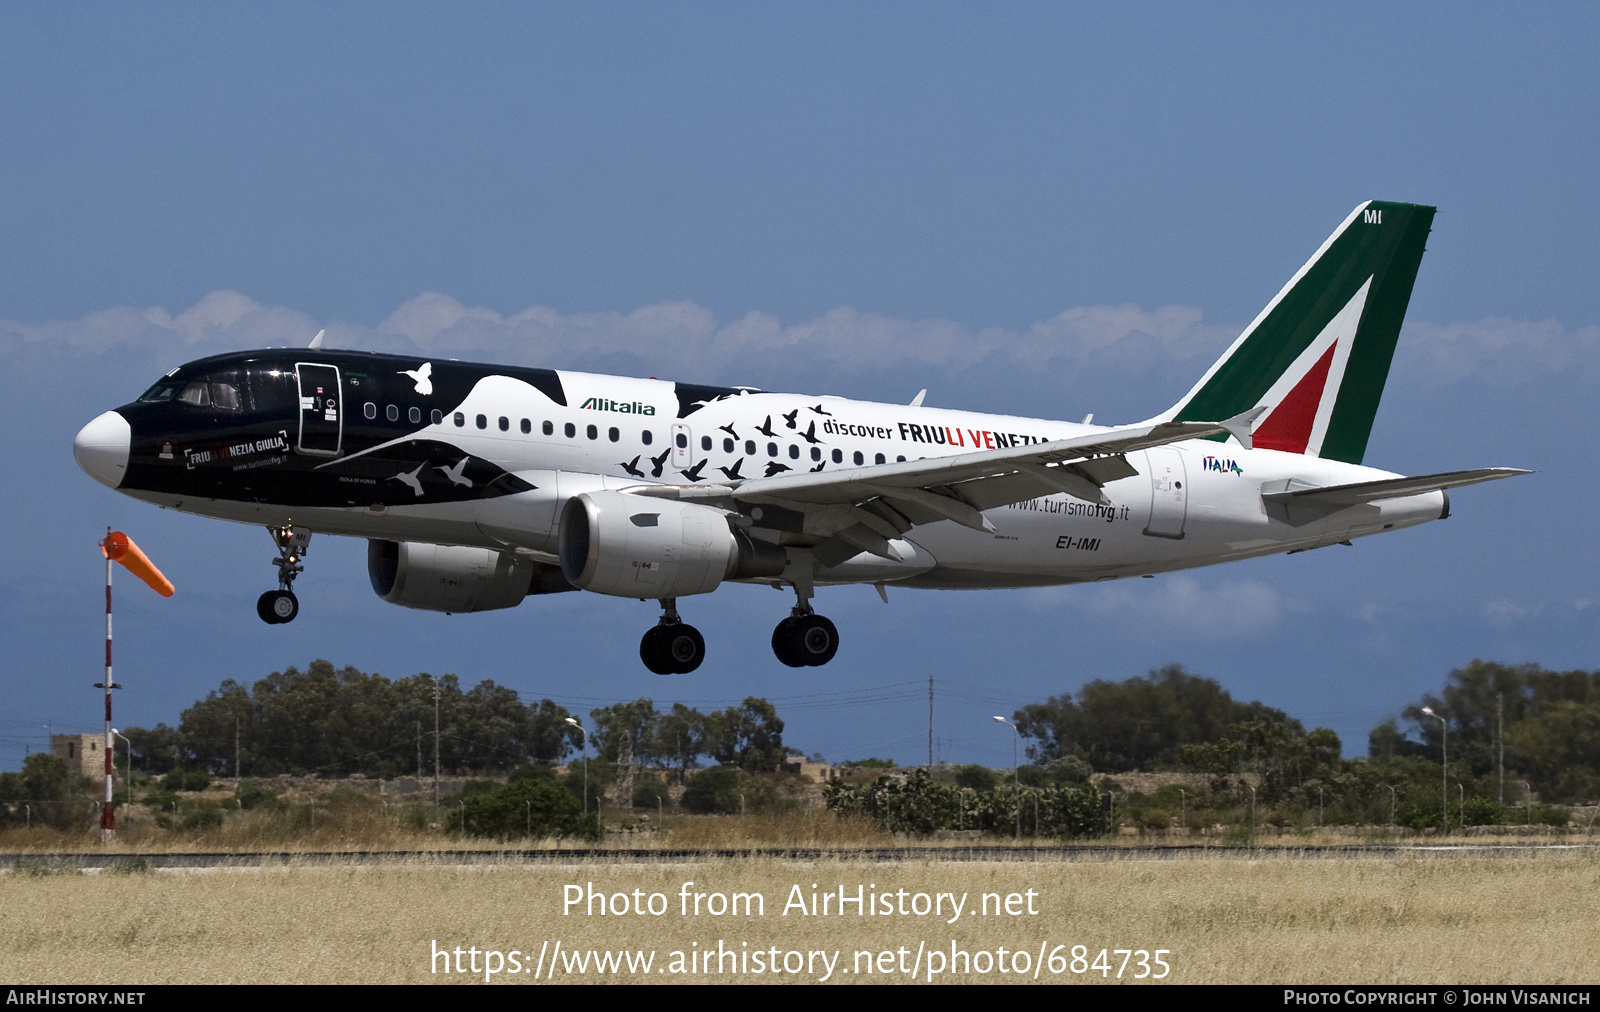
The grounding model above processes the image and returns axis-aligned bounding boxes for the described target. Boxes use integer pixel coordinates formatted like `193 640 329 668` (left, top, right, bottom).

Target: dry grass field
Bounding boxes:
3 847 1597 984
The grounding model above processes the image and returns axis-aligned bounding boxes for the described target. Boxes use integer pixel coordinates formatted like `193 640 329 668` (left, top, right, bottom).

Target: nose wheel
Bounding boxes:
257 590 299 625
259 525 310 625
640 599 705 674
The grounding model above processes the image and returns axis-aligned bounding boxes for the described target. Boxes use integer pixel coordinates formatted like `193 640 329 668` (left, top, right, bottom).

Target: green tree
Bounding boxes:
705 697 785 772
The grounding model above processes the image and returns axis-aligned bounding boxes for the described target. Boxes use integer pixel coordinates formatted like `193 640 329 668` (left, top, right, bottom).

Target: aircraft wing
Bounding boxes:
628 411 1260 564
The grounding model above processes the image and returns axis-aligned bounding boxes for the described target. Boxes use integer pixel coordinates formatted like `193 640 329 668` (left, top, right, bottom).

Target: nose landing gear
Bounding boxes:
257 525 310 625
640 598 706 675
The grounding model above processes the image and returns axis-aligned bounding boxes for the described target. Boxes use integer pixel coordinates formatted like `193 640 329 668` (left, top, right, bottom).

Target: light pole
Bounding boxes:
1386 785 1396 830
1422 707 1447 833
565 718 589 816
112 729 131 804
992 716 1020 840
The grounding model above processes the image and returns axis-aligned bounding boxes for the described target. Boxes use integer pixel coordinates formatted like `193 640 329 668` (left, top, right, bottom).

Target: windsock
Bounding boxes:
100 531 175 597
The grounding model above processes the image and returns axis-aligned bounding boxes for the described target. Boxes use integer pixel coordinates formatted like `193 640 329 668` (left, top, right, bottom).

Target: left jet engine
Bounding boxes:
367 540 570 613
559 490 783 599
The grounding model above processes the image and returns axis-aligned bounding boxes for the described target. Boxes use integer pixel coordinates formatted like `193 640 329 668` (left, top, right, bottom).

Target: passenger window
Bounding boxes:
701 436 712 451
609 427 620 442
521 419 531 434
875 453 886 464
642 430 653 446
387 404 399 422
586 424 597 440
853 451 864 465
745 440 756 455
543 420 553 435
364 402 377 420
723 438 734 453
789 445 799 459
833 449 843 463
476 414 487 429
767 442 777 457
409 407 422 424
811 447 822 461
897 455 906 462
453 412 464 427
498 416 509 431
431 409 443 425
564 422 576 438
676 433 688 449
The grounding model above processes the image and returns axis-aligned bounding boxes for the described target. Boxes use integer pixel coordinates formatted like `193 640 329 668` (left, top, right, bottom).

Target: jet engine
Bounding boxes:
558 490 784 599
367 540 572 613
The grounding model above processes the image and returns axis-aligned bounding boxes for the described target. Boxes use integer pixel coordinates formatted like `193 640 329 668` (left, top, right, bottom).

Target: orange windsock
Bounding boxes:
101 532 175 597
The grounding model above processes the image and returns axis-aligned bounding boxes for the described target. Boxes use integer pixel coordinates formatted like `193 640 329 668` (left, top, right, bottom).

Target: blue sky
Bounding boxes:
2 4 1596 770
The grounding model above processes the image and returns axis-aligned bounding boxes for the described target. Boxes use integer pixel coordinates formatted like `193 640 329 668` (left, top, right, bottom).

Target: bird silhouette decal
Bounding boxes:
808 403 833 416
756 415 777 438
783 409 799 429
763 461 792 477
718 422 739 439
390 463 426 497
399 363 433 396
809 462 826 472
717 458 744 481
649 448 671 477
679 459 708 482
434 457 474 488
800 421 823 445
620 455 645 478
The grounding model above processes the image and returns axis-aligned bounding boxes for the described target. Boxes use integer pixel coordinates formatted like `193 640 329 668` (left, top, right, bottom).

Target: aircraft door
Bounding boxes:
671 423 693 469
1143 447 1188 539
296 363 343 456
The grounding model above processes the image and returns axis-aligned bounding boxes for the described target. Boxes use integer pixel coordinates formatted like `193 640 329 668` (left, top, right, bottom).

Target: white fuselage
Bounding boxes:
125 368 1444 590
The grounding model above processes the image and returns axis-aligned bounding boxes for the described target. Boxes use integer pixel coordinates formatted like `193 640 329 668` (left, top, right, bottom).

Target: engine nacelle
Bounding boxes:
367 540 572 613
559 491 784 599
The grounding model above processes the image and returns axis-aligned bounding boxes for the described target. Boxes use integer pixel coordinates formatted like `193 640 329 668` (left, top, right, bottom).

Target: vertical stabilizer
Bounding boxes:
1166 200 1434 464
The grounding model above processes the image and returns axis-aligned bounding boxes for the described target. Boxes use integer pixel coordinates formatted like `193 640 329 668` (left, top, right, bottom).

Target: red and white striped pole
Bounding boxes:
97 531 174 843
101 542 115 841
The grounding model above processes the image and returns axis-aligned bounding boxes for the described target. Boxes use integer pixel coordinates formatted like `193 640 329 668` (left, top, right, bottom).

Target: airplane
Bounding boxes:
73 200 1526 674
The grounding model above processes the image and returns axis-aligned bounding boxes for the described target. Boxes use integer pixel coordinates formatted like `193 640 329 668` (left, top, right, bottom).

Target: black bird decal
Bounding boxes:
649 448 671 477
808 404 833 416
800 421 822 445
680 459 708 482
756 415 777 438
717 458 744 481
718 422 739 439
763 461 792 478
809 462 826 472
783 409 799 429
620 456 644 478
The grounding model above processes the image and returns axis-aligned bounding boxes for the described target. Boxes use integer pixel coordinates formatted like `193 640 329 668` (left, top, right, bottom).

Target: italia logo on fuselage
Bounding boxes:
1202 455 1243 475
579 397 656 415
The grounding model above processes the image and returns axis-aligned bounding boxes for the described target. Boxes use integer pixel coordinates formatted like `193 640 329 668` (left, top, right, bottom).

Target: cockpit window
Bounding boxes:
174 379 242 411
138 380 182 402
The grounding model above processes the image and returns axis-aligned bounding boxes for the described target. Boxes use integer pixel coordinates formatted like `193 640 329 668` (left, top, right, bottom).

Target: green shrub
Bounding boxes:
1462 797 1503 826
234 781 280 810
632 778 672 810
161 770 211 792
460 779 597 840
953 765 999 791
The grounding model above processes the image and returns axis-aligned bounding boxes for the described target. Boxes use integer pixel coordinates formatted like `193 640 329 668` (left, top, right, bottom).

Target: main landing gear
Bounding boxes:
770 581 840 668
257 525 309 625
640 599 706 675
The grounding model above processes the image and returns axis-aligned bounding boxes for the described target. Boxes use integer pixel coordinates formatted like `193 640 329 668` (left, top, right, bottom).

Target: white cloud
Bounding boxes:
1063 574 1284 638
5 291 1596 393
1482 598 1542 628
1398 317 1600 384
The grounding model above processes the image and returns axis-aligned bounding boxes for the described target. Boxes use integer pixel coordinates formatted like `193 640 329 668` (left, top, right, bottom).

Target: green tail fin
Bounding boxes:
1168 200 1435 464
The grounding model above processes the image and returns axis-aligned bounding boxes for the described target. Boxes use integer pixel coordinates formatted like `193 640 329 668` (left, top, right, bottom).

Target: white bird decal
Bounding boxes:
435 457 473 488
391 463 425 497
399 363 433 396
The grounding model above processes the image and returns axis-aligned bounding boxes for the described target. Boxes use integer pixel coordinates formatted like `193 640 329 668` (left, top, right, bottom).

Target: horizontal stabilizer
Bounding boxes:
1261 468 1530 508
